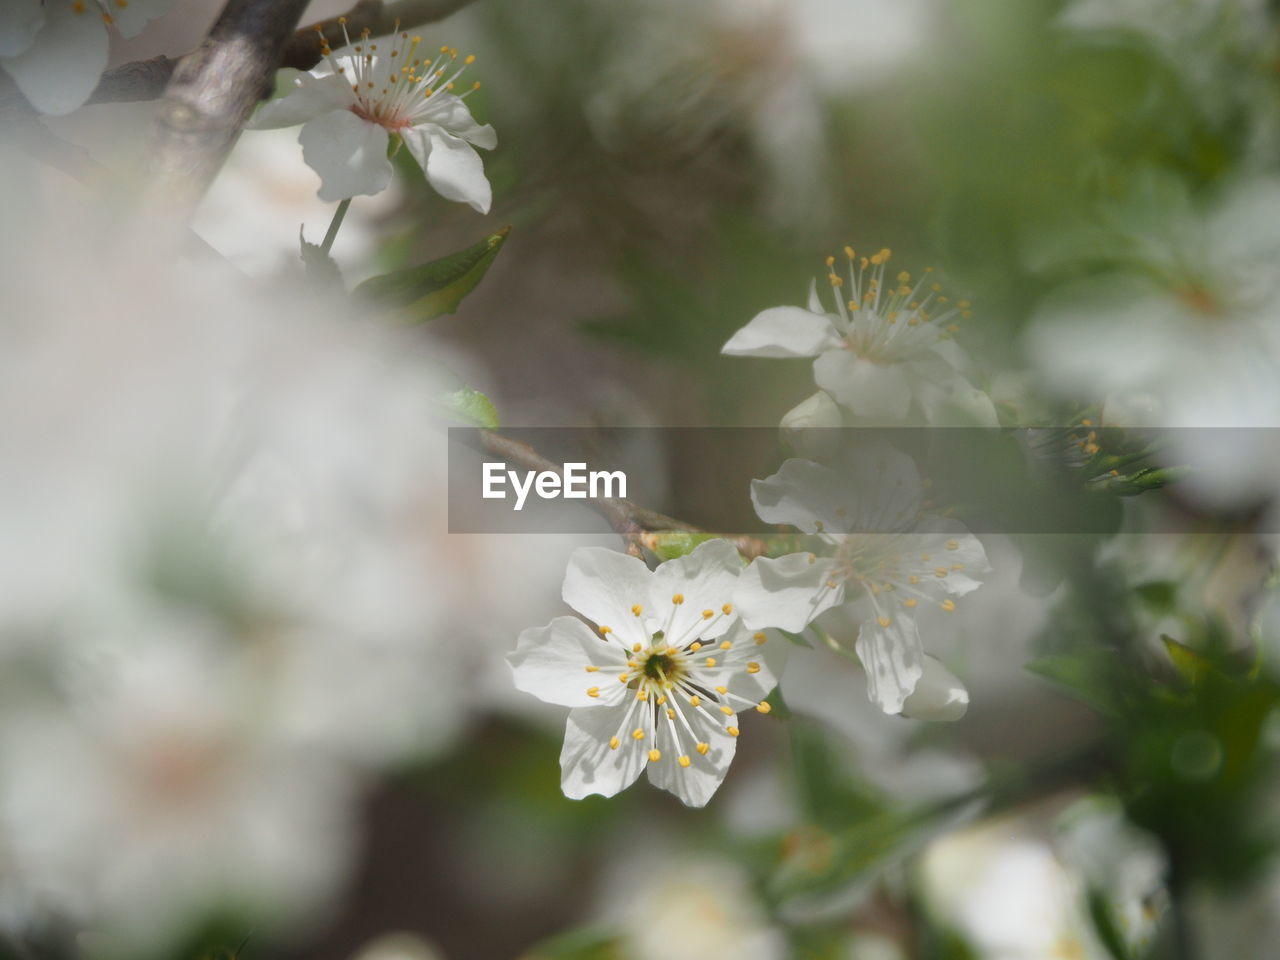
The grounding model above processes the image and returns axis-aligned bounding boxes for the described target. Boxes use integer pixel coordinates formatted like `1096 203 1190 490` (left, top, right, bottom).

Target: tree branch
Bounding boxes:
72 0 479 110
470 430 767 561
143 0 313 218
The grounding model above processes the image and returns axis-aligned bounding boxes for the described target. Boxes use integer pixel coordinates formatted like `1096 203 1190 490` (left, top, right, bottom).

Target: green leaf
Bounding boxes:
439 386 500 428
1162 635 1213 687
639 531 720 561
523 927 622 960
354 225 511 322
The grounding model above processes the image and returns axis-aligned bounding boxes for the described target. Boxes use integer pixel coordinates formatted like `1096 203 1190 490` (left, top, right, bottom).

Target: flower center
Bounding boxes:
642 649 679 682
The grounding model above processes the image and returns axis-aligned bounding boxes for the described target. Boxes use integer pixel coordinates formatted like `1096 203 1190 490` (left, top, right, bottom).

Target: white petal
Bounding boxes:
752 458 853 533
107 0 176 39
806 277 824 314
719 622 789 703
901 655 969 722
909 520 990 596
854 610 924 715
1 2 107 115
508 617 626 708
0 0 45 58
734 553 844 633
298 110 393 201
404 125 492 213
722 306 840 358
914 376 999 427
650 539 743 643
561 547 652 648
247 70 354 129
560 705 647 800
814 350 912 421
645 702 737 807
831 439 925 532
419 93 497 148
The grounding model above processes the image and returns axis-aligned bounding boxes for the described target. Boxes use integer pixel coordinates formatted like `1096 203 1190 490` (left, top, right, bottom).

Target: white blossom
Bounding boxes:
0 0 174 115
723 247 996 425
508 540 786 807
734 447 989 716
248 23 495 208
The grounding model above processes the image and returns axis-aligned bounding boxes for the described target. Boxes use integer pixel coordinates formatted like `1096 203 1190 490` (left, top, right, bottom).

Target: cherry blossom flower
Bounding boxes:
733 447 989 716
508 540 787 807
0 0 174 115
723 247 996 424
248 21 495 208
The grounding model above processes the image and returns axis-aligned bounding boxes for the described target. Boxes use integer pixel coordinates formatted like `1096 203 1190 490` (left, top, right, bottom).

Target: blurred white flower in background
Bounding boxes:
585 0 938 223
0 157 465 949
723 248 995 425
0 0 175 115
508 541 787 807
248 25 495 208
734 446 989 716
1028 177 1280 507
600 855 785 960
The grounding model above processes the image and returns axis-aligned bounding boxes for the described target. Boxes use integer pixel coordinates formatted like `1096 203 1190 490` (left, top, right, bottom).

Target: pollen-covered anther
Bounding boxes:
584 665 599 673
756 701 771 714
935 567 949 578
632 728 645 740
696 742 710 755
877 616 892 628
722 603 733 615
599 625 612 635
678 755 691 768
648 749 661 762
587 686 600 698
701 609 714 619
705 658 717 667
726 726 740 737
754 632 767 645
941 599 956 612
632 643 642 652
672 593 684 604
715 686 728 695
689 695 702 707
609 736 620 750
746 661 761 674
631 604 643 616
719 705 733 715
689 641 702 652
719 640 732 650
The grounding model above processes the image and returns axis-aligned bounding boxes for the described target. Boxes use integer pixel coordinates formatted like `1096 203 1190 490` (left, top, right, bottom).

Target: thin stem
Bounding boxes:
320 198 352 254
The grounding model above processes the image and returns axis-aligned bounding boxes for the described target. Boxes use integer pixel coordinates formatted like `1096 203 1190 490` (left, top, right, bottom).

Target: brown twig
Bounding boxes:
471 430 767 561
63 0 480 110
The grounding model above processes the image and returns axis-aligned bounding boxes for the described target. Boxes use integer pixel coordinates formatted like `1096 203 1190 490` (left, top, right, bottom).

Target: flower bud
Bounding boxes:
901 655 969 721
780 390 842 459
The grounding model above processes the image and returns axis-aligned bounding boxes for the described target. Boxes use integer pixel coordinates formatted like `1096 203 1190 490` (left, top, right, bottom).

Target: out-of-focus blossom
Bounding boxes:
723 248 995 425
735 447 989 716
0 0 174 115
350 931 449 960
249 25 495 207
0 159 463 948
603 856 786 960
508 541 786 807
1027 177 1280 506
585 0 938 222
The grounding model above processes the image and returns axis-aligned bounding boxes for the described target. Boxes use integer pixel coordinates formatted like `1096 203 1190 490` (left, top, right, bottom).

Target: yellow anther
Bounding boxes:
666 708 675 720
705 658 717 667
690 695 702 707
935 567 948 578
825 255 835 267
672 593 685 604
904 598 918 608
696 742 710 755
848 299 860 310
878 616 892 628
631 604 643 616
829 275 844 288
657 694 667 704
757 701 772 714
722 603 733 615
720 705 733 715
665 648 678 657
844 245 855 259
472 81 482 90
746 661 761 674
726 726 740 737
754 632 767 645
632 643 642 653
715 685 728 695
702 609 714 619
609 736 620 750
440 45 449 52
585 665 599 673
909 575 920 584
720 641 732 650
632 728 645 740
619 674 629 682
465 54 476 63
648 749 661 762
627 660 638 669
678 755 692 768
587 686 600 698
1081 418 1094 427
942 599 957 612
898 271 911 283
690 642 702 652
599 625 612 635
